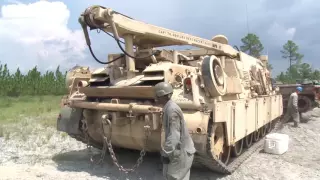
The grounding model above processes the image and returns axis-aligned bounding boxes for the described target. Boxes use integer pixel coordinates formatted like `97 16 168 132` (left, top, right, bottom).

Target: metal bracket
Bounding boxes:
151 113 160 130
202 104 211 115
127 103 137 123
110 98 119 104
144 114 153 131
110 99 120 125
69 91 87 101
245 100 249 108
101 114 111 126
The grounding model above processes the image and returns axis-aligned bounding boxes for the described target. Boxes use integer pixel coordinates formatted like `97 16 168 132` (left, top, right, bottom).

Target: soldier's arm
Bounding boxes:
162 111 181 157
293 94 299 111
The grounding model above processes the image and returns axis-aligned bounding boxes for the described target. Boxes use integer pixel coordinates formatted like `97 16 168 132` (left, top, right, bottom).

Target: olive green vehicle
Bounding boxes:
274 79 320 113
57 5 283 174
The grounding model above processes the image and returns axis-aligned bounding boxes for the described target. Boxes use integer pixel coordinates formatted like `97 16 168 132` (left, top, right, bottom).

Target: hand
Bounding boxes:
161 156 170 164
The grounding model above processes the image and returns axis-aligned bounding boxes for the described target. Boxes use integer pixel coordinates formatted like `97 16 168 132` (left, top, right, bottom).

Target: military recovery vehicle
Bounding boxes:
57 5 283 174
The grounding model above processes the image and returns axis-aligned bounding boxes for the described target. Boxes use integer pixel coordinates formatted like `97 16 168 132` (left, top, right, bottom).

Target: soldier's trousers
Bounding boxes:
162 149 194 180
282 108 300 124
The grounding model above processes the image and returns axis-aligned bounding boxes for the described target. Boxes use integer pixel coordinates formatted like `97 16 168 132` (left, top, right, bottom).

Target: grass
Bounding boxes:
0 95 63 137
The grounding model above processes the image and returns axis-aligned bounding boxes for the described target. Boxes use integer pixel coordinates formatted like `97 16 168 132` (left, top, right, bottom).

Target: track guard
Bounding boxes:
57 106 83 135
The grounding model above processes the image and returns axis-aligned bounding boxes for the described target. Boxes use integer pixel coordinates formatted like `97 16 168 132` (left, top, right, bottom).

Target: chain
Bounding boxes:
102 118 151 174
81 119 106 166
81 116 151 173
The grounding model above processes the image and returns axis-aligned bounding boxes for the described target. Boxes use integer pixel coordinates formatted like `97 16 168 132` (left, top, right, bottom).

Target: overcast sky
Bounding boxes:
0 0 319 77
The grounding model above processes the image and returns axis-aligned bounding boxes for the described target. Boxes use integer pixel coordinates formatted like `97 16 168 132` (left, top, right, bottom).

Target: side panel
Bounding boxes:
267 97 271 122
257 98 267 127
213 95 282 146
280 95 284 115
234 101 246 141
271 96 277 119
246 100 256 135
186 112 210 153
213 102 233 144
274 95 283 118
273 95 283 118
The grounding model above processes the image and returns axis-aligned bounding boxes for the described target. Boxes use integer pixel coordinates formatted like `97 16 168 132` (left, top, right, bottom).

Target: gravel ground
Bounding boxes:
1 110 320 180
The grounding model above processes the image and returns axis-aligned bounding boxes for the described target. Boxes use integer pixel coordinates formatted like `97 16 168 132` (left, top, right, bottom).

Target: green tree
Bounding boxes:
276 72 287 83
267 63 273 71
0 62 68 97
299 63 313 79
280 40 304 71
312 70 320 80
276 41 320 83
275 61 320 84
276 40 305 83
240 33 264 58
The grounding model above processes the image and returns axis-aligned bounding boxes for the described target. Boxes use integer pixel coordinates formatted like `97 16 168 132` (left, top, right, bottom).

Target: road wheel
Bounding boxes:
253 129 260 142
260 126 267 137
244 134 253 148
231 139 244 157
266 122 272 133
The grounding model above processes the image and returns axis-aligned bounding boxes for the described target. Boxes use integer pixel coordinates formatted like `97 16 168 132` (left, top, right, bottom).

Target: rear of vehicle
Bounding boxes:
312 85 320 107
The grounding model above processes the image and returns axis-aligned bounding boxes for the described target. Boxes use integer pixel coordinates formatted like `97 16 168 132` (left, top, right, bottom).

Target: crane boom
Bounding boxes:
79 6 238 57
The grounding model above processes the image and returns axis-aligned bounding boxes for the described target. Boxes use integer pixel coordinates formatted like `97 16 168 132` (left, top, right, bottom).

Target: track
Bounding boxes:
195 118 281 174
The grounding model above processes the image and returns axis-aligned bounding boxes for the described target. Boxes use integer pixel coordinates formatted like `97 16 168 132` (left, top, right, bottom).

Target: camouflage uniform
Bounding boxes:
161 99 196 180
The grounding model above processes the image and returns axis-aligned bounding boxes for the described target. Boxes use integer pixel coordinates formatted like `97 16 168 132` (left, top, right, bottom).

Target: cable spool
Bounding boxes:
201 55 227 97
83 6 105 29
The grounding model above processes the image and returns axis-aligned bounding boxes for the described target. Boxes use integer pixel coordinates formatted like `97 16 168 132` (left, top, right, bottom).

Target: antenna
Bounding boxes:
245 1 250 34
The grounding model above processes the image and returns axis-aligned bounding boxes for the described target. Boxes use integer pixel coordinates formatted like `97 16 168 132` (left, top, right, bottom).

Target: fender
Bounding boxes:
57 106 83 135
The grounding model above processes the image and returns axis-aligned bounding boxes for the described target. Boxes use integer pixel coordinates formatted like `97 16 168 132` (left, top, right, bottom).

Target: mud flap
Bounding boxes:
57 106 83 135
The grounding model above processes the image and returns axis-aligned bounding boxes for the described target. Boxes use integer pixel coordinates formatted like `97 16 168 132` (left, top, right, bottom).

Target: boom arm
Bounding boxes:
79 5 238 57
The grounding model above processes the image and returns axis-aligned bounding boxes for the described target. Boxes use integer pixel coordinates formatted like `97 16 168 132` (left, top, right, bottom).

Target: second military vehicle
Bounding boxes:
275 79 320 113
57 5 283 174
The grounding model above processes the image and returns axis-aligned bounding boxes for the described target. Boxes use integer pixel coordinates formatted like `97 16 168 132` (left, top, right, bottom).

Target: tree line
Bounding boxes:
239 33 320 84
0 63 67 96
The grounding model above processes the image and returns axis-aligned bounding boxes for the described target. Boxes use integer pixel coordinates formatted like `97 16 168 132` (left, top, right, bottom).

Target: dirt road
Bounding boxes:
1 111 320 180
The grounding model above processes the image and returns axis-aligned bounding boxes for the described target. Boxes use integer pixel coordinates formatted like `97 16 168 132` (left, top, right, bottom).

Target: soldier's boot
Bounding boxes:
293 121 299 128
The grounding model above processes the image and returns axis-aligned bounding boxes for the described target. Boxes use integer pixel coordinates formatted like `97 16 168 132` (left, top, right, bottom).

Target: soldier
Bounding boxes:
282 86 303 127
154 82 196 180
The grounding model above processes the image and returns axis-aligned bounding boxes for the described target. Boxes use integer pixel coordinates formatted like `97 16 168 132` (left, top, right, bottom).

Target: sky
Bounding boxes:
0 0 319 77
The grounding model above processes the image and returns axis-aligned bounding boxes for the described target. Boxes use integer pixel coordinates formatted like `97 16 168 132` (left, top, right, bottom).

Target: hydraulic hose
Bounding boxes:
80 6 159 64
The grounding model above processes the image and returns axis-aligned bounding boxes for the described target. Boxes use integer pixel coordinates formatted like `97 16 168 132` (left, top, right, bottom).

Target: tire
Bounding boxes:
201 55 227 97
298 96 313 113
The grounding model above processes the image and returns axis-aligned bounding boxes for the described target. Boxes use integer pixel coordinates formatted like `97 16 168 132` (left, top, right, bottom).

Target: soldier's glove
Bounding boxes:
161 156 170 164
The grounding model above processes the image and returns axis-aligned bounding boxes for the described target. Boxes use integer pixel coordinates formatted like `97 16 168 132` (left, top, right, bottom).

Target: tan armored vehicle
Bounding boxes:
57 5 283 174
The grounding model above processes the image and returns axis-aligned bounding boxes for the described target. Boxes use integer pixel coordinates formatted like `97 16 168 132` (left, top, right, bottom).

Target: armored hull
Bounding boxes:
58 61 282 174
59 95 282 174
